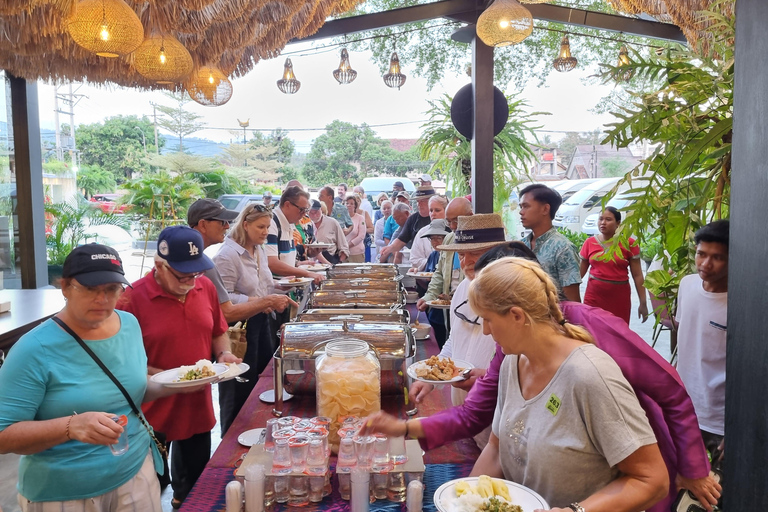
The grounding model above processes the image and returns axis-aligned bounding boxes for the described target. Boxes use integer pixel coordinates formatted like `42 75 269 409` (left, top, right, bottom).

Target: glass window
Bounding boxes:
0 71 19 289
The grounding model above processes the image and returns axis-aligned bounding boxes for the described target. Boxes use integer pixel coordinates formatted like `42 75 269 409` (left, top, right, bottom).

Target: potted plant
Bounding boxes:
45 197 131 286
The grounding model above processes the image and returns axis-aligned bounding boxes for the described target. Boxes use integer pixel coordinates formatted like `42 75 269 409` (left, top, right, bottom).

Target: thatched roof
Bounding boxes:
0 0 733 88
0 0 364 89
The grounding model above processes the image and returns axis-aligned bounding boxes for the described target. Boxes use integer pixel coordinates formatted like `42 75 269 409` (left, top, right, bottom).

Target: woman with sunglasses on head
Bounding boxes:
0 244 197 511
213 204 298 434
408 213 510 449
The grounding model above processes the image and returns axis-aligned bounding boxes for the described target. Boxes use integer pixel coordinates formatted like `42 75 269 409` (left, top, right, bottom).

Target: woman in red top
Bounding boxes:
580 206 649 324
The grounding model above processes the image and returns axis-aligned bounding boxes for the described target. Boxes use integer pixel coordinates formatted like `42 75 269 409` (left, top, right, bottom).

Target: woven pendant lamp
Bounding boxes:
476 0 533 47
613 45 635 82
382 52 406 90
67 0 144 57
333 48 357 85
277 58 301 94
133 34 194 84
186 66 233 106
553 35 577 72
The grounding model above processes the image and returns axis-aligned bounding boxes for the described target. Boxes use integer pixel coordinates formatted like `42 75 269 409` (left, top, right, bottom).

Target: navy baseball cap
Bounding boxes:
63 243 131 287
156 226 214 274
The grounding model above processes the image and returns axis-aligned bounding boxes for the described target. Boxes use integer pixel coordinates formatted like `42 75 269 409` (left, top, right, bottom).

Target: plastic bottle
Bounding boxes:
244 464 265 512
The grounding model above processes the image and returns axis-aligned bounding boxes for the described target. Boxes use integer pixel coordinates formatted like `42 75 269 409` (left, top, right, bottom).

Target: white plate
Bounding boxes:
277 277 314 287
414 334 430 341
406 272 434 278
306 264 330 271
406 357 474 384
434 477 549 512
426 300 452 310
305 243 332 249
237 428 265 447
150 363 228 388
258 389 294 403
217 362 250 383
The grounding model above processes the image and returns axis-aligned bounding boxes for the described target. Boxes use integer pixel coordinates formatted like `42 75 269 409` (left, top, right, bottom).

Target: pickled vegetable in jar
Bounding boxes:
316 339 381 450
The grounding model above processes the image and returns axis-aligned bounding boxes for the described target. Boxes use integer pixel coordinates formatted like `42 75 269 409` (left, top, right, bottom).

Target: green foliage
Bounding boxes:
556 227 589 249
155 91 206 152
144 152 218 174
600 157 632 178
639 234 662 263
186 169 250 198
77 165 117 197
76 115 164 182
599 3 733 301
42 159 74 176
302 120 423 186
45 198 130 265
418 93 543 211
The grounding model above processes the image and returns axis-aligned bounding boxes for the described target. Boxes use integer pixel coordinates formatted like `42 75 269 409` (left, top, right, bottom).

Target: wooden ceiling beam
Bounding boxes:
292 0 686 44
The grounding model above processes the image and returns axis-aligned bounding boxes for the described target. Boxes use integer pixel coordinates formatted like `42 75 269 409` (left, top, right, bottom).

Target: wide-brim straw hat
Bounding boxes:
437 213 508 252
412 185 436 201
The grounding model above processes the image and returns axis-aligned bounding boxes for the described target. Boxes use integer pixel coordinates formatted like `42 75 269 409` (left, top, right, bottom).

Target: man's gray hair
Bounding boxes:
393 202 411 214
353 185 365 194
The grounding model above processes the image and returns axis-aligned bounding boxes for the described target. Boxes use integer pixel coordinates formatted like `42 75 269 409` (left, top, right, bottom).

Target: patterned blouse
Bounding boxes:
522 227 582 290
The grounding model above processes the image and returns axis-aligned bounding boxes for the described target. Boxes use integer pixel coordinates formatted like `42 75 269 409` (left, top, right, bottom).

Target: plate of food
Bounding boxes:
217 362 250 383
150 360 228 388
304 242 332 249
426 298 452 309
434 476 549 512
407 356 473 384
305 264 331 271
406 271 434 278
277 277 314 286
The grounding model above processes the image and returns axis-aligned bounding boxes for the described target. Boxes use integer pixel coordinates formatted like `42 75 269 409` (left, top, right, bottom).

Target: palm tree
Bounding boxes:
418 93 543 211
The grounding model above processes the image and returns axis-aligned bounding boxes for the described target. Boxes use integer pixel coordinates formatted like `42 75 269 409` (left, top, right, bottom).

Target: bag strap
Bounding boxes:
51 316 168 456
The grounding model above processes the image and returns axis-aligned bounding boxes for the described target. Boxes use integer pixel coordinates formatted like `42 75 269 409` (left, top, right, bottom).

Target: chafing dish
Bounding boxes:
327 263 401 279
318 278 403 292
296 308 410 324
308 289 404 309
272 322 416 415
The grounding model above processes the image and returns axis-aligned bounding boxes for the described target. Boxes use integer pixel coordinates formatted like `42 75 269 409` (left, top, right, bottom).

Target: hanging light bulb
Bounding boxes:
552 35 577 72
99 21 110 41
476 0 533 47
383 52 406 90
158 45 167 64
277 58 301 94
208 73 215 84
613 45 635 82
333 48 357 85
67 0 144 57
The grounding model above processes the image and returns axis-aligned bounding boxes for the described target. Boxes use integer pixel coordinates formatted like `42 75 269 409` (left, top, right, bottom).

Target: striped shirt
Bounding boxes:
267 206 297 267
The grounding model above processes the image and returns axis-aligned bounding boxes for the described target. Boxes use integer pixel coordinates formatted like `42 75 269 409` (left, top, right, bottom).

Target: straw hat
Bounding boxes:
412 185 436 201
437 213 508 252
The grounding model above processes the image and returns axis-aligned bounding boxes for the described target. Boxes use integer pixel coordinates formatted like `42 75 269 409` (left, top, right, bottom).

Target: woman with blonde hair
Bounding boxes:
213 203 296 433
466 256 667 512
344 193 367 263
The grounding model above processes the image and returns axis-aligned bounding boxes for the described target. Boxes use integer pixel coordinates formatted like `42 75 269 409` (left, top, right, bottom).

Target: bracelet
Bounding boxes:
217 350 232 360
404 420 410 438
65 415 74 440
568 503 586 512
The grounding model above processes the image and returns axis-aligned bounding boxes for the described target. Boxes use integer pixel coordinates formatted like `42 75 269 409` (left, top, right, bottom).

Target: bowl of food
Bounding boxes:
411 321 431 339
405 290 419 303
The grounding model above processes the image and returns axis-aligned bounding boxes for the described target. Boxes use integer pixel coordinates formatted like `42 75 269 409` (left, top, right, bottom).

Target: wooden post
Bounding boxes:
8 74 48 288
471 36 494 214
726 0 768 507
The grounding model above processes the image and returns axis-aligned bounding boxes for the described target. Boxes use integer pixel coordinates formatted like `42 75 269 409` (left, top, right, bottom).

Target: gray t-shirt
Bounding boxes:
492 344 656 509
204 267 229 304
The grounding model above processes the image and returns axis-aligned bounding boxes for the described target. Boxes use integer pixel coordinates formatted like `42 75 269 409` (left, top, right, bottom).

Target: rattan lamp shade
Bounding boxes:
614 45 635 82
186 66 233 106
67 0 144 58
277 58 301 94
383 52 406 90
133 34 194 84
553 35 577 72
333 48 357 85
476 0 533 47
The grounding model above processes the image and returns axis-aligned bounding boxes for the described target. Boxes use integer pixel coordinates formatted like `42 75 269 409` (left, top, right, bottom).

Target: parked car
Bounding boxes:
89 193 130 214
550 178 603 203
358 177 416 208
553 177 628 233
581 192 636 235
218 193 279 212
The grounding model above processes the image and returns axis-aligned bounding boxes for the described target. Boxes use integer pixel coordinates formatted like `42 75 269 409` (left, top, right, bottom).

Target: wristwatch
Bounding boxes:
568 504 586 512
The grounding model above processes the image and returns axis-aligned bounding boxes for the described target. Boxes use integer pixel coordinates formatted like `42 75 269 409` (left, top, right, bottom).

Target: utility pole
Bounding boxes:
53 84 86 168
150 102 160 154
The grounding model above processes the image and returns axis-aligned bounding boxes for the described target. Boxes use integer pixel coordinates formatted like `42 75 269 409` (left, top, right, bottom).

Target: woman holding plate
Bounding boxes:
0 244 198 511
213 203 298 434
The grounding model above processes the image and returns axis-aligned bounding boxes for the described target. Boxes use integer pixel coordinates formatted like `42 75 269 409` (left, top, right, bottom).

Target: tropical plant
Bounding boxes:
598 2 733 302
556 227 589 250
186 169 251 198
418 93 544 212
77 165 117 198
45 198 131 265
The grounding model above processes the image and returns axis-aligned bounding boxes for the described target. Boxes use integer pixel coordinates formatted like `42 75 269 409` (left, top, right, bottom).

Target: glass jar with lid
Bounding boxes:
316 339 381 450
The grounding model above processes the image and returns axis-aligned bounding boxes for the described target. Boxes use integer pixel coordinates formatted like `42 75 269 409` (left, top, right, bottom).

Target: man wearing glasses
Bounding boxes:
117 225 241 509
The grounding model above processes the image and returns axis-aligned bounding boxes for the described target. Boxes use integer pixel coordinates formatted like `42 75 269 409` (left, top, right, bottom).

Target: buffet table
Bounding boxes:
180 309 481 512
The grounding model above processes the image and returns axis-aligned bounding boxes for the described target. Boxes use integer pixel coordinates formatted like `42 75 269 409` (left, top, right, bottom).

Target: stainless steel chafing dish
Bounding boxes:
326 263 400 279
272 321 416 414
318 278 403 292
308 289 404 309
295 308 410 324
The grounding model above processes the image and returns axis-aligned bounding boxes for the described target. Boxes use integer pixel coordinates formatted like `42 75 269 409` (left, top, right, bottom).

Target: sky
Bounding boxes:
35 40 618 154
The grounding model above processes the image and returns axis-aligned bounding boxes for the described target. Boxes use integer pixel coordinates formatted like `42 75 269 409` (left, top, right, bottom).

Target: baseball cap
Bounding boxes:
419 173 432 183
157 226 214 274
187 198 239 227
62 243 131 287
396 191 410 200
310 199 322 211
392 181 405 189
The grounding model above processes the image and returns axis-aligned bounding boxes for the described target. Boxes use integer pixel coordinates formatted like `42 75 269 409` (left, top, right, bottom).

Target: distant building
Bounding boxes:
565 144 639 180
388 139 419 152
529 146 567 181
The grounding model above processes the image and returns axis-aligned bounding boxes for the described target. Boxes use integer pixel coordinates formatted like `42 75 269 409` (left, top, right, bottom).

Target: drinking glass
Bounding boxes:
264 418 280 453
272 438 292 475
353 435 375 470
308 475 325 502
274 475 289 503
278 416 299 429
109 415 129 456
371 434 391 472
263 475 275 507
390 435 408 465
308 427 329 458
310 416 331 429
387 471 406 502
372 472 388 500
288 475 309 506
338 470 352 500
288 435 309 473
305 438 326 475
338 436 357 467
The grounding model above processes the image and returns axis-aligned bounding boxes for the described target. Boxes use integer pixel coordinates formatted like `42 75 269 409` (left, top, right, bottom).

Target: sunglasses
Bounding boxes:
288 201 310 215
453 299 480 326
204 218 231 227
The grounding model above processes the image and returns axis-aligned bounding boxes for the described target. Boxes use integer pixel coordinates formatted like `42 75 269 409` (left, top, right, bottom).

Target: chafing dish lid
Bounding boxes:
279 322 413 358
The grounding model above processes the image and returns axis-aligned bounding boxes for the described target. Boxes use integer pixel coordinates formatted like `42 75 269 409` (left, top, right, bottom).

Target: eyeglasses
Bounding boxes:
71 282 125 298
453 299 480 325
288 201 310 215
204 219 230 227
164 265 204 284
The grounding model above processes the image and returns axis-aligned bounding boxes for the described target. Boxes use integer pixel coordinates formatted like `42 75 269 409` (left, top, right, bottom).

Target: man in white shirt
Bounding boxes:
308 200 349 264
354 185 374 219
675 219 728 470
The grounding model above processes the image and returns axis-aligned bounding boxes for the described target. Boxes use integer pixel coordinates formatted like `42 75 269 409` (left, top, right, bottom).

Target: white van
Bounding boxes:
358 176 416 208
551 178 603 203
553 177 627 233
581 192 636 235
